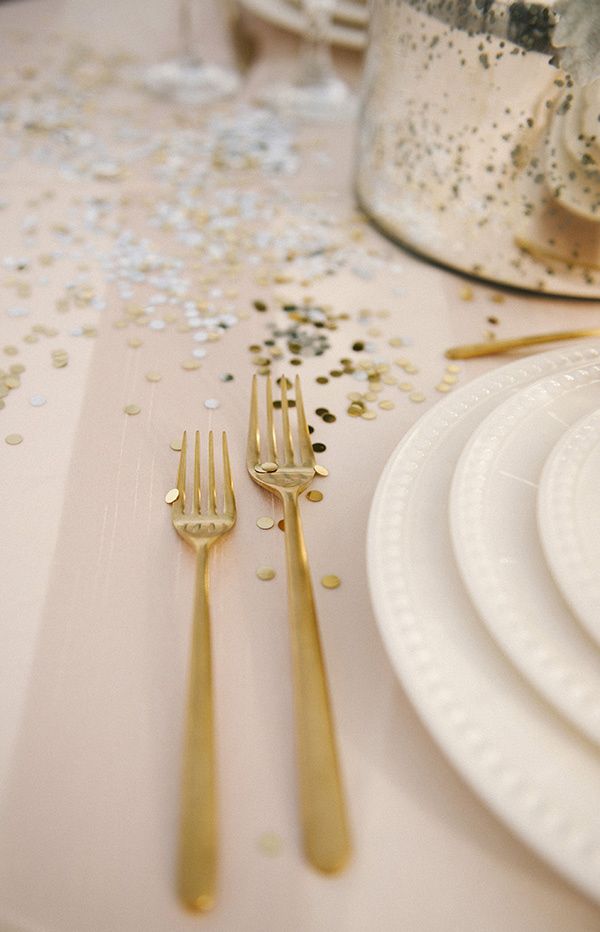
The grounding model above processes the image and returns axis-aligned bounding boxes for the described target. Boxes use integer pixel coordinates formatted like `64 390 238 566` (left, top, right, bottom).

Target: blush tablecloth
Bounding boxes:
1 1 600 930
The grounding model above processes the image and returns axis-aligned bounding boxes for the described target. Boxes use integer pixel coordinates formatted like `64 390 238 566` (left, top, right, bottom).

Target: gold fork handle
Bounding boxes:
178 545 217 912
445 328 600 359
281 492 352 874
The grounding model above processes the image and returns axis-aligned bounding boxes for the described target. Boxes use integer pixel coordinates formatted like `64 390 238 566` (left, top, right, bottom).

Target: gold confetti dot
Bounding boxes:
5 433 23 445
164 488 179 504
361 410 377 420
123 404 141 416
436 383 452 393
170 439 182 452
460 285 475 301
127 337 142 347
307 490 323 502
257 566 276 581
181 359 201 371
260 462 278 473
277 519 285 531
10 364 25 375
409 391 426 403
3 346 18 356
321 574 341 589
258 830 283 856
314 464 329 477
4 376 19 389
446 363 461 374
398 382 413 392
256 516 275 530
388 337 404 347
442 373 458 385
145 371 162 383
378 400 395 410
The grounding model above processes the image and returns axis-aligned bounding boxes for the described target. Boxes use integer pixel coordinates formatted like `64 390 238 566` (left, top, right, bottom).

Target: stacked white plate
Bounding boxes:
368 342 600 903
239 0 368 49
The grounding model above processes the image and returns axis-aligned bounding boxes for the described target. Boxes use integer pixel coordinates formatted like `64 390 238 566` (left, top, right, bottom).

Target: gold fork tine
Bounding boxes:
280 376 294 466
221 432 235 514
266 375 278 462
294 375 316 469
208 430 217 515
175 430 187 515
193 431 201 514
247 374 261 467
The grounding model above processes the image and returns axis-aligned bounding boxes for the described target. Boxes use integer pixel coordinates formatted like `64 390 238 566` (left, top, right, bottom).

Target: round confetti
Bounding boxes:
314 464 329 477
256 566 276 581
258 832 283 857
312 442 326 453
145 371 162 382
277 519 285 531
164 488 180 504
378 400 395 410
5 433 23 445
128 338 142 348
361 410 377 420
30 394 46 406
182 359 201 371
123 404 141 416
306 490 323 502
260 462 278 473
321 575 341 589
204 398 220 409
256 516 275 530
409 392 426 403
170 439 182 452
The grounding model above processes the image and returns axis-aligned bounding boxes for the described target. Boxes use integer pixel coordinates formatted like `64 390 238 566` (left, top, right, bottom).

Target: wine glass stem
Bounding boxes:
179 0 195 61
297 3 335 86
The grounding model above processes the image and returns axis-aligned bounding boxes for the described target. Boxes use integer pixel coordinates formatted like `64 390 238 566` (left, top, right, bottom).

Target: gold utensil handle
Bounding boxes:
281 493 351 874
179 546 217 912
445 327 600 359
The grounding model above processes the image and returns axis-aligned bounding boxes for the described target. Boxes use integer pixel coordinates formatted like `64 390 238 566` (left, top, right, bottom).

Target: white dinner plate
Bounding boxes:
239 0 368 49
450 357 600 747
538 406 600 647
368 342 600 905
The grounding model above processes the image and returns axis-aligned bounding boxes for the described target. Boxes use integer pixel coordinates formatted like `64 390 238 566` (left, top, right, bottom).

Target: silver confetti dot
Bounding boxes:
30 394 47 407
204 398 220 410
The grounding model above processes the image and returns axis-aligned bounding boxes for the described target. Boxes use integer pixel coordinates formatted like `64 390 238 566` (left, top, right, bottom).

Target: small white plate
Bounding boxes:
368 342 600 905
538 407 600 647
450 358 600 747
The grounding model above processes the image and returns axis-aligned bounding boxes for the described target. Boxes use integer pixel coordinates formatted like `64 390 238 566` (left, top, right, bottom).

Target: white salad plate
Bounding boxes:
538 406 600 648
450 356 600 747
368 342 600 905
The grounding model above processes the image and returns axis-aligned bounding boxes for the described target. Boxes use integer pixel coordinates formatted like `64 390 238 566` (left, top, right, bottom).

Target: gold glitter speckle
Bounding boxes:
321 574 341 589
256 566 276 581
5 433 23 445
260 462 278 473
256 516 275 530
307 490 323 502
145 371 162 383
123 404 141 416
258 832 283 856
314 464 329 477
164 488 180 504
409 392 426 403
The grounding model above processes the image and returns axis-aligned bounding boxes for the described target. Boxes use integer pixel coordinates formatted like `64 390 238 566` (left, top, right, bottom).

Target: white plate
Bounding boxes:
538 406 600 647
367 342 600 905
239 0 367 49
449 358 600 747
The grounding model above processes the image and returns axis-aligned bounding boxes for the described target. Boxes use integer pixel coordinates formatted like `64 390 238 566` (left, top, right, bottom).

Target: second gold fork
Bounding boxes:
247 374 351 874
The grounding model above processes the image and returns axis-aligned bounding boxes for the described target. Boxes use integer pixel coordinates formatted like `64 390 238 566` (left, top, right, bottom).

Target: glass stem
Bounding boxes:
179 0 195 61
296 3 334 87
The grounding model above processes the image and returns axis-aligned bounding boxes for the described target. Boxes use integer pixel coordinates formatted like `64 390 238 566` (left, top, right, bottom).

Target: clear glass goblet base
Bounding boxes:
260 75 355 121
144 58 239 105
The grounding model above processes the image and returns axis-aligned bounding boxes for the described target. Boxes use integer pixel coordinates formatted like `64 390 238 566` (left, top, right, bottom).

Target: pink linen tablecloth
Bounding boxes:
1 1 600 930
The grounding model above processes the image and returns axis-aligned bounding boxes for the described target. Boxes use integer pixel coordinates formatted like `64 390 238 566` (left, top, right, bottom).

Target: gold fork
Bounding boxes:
171 430 236 912
247 374 351 874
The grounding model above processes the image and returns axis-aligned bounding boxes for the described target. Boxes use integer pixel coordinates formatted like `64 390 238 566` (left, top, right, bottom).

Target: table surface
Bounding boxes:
1 2 600 930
